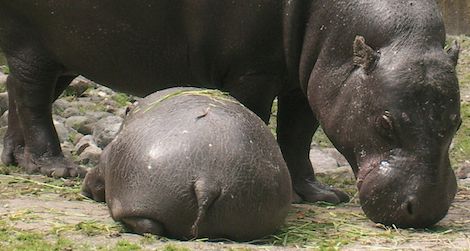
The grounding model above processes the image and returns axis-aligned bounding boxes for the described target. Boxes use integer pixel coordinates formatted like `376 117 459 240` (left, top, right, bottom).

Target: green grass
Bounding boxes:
159 244 192 251
451 102 470 165
112 93 134 107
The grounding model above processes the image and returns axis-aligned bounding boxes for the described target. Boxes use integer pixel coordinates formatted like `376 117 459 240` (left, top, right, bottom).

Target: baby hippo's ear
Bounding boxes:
353 36 380 74
447 40 460 67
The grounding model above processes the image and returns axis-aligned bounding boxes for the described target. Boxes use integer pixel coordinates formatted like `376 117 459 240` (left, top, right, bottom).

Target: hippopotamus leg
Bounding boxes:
1 76 25 166
277 89 349 204
2 75 76 167
3 50 86 177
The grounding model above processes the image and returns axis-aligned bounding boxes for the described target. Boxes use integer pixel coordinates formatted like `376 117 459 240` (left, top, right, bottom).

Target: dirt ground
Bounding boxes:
0 171 468 251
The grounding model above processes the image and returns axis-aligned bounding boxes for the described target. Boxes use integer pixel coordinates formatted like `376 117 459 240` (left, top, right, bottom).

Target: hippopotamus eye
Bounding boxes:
376 111 394 138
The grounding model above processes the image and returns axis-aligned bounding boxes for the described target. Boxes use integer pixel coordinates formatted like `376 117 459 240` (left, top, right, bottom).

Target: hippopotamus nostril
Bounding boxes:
403 196 417 216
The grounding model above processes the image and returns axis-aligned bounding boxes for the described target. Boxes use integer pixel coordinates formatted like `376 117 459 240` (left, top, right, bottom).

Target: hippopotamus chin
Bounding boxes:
321 38 461 228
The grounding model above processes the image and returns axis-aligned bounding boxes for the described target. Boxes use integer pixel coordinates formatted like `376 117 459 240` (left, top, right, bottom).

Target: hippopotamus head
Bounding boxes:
321 36 461 228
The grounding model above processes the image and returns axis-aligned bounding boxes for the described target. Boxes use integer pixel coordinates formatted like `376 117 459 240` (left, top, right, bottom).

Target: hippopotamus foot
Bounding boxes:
293 177 349 204
82 166 105 201
1 142 24 166
22 153 87 178
121 217 165 236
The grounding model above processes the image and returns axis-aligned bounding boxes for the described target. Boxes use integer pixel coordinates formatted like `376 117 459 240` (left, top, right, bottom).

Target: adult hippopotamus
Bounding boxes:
82 87 292 240
0 1 461 227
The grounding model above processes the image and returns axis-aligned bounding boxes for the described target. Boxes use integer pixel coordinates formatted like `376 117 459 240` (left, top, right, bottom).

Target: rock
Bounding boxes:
316 166 355 180
0 126 7 144
78 144 102 166
310 147 354 180
65 116 96 135
96 86 115 96
71 132 85 145
52 114 66 124
457 161 470 179
0 110 7 127
61 141 75 159
310 147 341 173
115 108 128 118
74 135 96 155
93 115 123 148
66 76 92 97
62 107 81 118
0 92 8 115
53 119 69 143
0 72 7 90
53 99 71 115
322 148 350 167
84 111 113 121
70 100 99 111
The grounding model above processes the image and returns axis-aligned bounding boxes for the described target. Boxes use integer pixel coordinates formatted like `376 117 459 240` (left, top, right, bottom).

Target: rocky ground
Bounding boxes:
0 36 469 250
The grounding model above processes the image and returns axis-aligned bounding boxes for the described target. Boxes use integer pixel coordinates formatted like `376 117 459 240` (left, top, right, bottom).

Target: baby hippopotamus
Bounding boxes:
82 87 292 241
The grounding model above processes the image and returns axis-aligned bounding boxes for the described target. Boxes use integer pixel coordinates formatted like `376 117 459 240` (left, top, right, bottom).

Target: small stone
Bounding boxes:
310 147 340 173
65 76 92 97
84 111 113 121
62 107 81 118
78 144 102 166
0 92 8 115
53 99 71 115
61 141 75 159
0 110 7 127
457 161 470 179
0 126 7 144
96 86 115 96
74 135 96 155
74 100 99 111
65 116 96 135
93 116 123 148
0 72 7 89
53 119 69 143
115 108 128 118
316 166 355 180
322 148 350 167
71 132 84 145
53 115 66 124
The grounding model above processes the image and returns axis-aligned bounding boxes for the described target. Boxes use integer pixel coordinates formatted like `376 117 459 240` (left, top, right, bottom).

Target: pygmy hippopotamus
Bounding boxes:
82 88 292 240
0 0 461 228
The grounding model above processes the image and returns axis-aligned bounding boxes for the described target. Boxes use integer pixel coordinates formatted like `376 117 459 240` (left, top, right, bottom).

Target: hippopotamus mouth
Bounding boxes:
356 150 457 228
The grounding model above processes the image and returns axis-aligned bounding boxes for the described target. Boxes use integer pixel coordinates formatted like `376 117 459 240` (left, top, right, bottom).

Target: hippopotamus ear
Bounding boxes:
447 40 460 67
353 36 380 73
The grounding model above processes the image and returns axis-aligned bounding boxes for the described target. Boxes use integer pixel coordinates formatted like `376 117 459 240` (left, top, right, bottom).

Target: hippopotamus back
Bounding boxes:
83 87 292 240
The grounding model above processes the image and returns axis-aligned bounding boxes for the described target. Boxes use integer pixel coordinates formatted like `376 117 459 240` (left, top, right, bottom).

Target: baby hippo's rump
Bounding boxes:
82 87 292 241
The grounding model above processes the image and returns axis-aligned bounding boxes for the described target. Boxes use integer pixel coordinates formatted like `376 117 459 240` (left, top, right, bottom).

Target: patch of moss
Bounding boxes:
112 93 133 107
114 240 142 251
159 244 192 251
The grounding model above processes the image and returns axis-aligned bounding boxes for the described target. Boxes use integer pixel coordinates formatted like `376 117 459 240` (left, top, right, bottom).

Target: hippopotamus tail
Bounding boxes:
191 179 221 238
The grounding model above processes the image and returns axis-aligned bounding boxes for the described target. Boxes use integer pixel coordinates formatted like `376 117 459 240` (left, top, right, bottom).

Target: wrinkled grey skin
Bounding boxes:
82 88 292 240
0 0 461 227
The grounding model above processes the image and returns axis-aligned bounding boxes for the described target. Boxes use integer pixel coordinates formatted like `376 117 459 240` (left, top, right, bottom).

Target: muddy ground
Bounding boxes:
0 36 470 250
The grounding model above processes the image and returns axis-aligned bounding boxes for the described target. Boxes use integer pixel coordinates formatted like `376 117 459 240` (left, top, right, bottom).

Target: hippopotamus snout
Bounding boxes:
357 150 457 228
